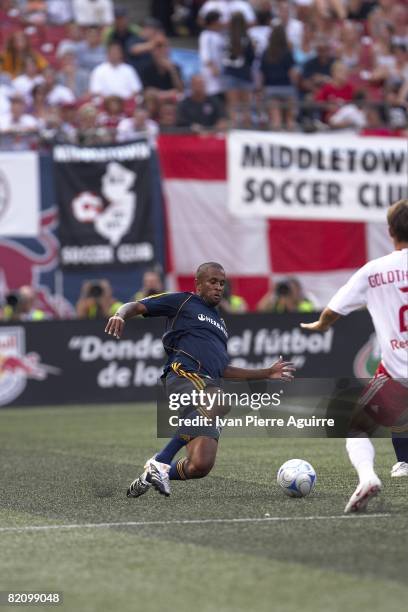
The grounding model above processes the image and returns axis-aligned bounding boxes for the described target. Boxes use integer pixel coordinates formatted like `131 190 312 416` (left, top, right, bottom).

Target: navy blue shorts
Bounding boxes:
164 366 222 440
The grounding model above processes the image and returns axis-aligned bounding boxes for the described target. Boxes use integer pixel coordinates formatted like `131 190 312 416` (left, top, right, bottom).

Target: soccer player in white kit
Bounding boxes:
301 199 408 513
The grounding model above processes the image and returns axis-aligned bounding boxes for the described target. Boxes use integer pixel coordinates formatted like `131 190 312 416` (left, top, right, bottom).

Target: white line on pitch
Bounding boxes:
0 514 392 533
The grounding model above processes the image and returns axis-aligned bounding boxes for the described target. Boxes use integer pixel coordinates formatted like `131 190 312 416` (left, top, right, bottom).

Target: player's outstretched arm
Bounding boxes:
104 302 148 339
223 357 295 382
300 307 341 332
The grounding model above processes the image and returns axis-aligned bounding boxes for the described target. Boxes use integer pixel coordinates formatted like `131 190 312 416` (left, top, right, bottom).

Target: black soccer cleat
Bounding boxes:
127 476 151 498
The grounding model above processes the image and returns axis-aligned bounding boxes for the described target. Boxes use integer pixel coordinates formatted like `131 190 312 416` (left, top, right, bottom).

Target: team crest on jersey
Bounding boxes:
0 327 60 406
353 333 381 378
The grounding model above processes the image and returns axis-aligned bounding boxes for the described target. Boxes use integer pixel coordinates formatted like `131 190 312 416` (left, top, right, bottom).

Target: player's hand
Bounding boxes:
267 356 295 381
105 315 125 339
300 321 329 332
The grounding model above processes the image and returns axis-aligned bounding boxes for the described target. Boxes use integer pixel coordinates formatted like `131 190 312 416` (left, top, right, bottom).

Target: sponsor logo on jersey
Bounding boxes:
197 314 228 337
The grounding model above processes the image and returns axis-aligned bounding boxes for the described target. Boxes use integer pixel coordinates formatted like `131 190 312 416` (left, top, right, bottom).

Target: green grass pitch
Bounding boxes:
0 404 407 612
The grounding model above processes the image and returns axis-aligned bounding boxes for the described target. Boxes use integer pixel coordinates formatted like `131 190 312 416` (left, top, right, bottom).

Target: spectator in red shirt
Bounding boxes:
315 61 355 123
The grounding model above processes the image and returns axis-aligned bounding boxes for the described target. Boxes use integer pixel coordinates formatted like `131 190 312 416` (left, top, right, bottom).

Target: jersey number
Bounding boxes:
399 305 408 332
399 287 408 332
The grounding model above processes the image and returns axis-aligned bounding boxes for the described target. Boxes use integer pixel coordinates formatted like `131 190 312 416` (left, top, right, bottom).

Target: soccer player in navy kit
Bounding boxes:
105 262 295 497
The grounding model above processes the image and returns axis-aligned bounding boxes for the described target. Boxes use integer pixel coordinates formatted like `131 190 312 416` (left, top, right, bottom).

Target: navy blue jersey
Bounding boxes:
139 292 229 379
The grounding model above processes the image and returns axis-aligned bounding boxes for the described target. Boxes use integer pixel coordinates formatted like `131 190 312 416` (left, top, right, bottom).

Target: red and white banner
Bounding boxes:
158 134 395 310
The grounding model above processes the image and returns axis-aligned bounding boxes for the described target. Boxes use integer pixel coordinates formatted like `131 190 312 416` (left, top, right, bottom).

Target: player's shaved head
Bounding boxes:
387 199 408 243
196 262 225 281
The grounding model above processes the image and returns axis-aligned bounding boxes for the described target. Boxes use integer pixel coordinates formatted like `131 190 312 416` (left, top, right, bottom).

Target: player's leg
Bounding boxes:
127 375 223 498
126 376 190 498
143 385 222 491
127 434 192 498
363 368 408 477
343 376 386 513
169 436 218 480
391 435 408 477
127 422 190 499
128 433 219 496
344 434 382 513
390 383 408 476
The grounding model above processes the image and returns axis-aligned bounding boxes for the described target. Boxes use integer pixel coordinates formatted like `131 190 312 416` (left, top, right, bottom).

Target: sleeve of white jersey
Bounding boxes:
327 263 371 316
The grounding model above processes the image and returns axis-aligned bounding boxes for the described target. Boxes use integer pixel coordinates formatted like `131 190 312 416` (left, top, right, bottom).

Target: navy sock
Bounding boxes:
392 435 408 462
155 436 188 465
169 458 188 480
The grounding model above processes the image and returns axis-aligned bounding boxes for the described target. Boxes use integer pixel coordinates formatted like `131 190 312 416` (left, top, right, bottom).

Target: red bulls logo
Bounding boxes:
0 326 60 405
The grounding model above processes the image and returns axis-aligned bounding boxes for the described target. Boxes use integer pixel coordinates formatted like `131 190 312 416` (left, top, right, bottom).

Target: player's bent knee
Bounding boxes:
188 457 214 478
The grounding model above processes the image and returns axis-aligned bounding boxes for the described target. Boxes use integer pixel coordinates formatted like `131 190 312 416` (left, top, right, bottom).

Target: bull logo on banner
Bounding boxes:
0 326 60 406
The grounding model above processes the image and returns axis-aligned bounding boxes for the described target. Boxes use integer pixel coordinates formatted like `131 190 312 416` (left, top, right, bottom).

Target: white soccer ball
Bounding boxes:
277 459 316 498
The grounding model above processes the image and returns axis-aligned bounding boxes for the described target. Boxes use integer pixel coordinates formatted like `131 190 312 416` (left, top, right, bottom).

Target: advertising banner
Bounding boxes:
0 151 39 236
54 141 156 268
227 131 408 221
0 312 379 407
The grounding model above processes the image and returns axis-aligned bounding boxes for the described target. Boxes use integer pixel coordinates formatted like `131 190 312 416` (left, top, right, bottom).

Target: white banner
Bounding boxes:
0 151 40 236
227 131 408 222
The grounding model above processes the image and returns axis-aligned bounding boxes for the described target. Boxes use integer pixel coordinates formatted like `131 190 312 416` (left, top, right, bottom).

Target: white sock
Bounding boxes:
346 437 377 483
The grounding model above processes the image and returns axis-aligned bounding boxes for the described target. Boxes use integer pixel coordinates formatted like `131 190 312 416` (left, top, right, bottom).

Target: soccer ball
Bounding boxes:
277 459 316 498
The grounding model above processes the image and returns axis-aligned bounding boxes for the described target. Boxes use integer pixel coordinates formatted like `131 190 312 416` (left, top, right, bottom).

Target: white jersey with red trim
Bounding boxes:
328 248 408 380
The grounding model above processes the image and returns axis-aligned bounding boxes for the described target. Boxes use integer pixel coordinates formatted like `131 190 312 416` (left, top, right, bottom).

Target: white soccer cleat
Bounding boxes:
145 457 171 497
391 461 408 478
344 476 382 514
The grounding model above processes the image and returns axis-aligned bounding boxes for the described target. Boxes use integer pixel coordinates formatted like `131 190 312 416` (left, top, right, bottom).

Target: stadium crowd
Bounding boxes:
0 0 407 147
